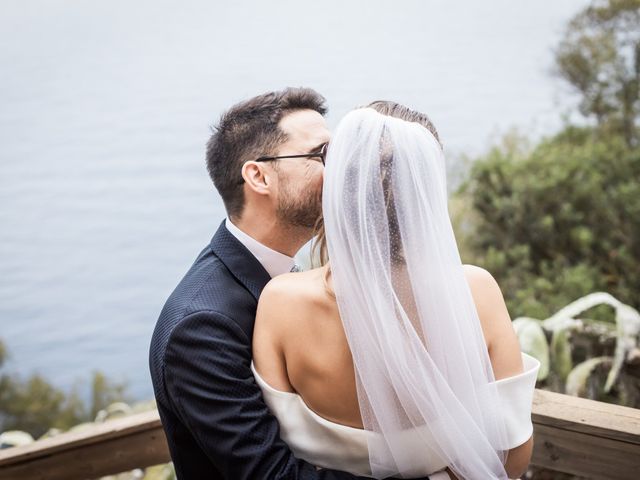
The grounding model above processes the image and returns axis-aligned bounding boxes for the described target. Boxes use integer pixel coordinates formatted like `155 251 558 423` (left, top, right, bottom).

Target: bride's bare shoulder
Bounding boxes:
462 264 523 379
256 268 328 327
462 263 494 282
260 268 327 303
253 270 326 391
462 264 503 307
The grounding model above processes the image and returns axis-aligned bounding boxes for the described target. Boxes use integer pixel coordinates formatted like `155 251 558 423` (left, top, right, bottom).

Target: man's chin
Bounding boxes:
281 219 318 231
276 212 321 232
276 205 322 231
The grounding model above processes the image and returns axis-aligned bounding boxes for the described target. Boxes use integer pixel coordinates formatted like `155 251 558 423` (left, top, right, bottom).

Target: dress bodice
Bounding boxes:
252 353 539 478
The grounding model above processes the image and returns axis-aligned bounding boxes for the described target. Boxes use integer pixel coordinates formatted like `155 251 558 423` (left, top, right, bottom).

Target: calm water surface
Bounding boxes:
0 0 590 399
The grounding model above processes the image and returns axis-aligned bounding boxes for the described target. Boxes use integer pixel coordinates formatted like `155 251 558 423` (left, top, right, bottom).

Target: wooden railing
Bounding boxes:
531 389 640 479
0 390 639 480
0 410 168 480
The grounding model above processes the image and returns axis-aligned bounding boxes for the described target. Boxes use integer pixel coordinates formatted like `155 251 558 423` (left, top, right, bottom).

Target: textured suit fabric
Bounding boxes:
149 221 370 479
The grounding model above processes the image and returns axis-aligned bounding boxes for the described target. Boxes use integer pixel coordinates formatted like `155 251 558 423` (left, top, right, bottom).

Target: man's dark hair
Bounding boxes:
366 100 442 147
206 87 327 218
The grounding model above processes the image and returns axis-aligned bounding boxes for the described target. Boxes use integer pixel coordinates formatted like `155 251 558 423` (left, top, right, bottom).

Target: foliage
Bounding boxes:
456 126 640 320
0 339 129 438
555 0 640 146
511 293 640 407
0 373 84 439
91 371 128 420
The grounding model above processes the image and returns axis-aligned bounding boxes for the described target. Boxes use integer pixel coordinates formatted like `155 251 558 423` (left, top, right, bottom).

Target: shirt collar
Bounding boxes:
225 218 295 278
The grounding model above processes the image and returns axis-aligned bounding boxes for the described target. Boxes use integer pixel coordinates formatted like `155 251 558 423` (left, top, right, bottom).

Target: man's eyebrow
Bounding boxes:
307 141 327 154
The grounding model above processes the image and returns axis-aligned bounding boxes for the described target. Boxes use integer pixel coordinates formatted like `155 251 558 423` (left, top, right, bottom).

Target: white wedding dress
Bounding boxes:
252 353 539 478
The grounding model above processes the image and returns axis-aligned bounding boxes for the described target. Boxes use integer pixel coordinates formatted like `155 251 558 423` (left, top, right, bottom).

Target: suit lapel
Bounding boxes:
209 221 271 301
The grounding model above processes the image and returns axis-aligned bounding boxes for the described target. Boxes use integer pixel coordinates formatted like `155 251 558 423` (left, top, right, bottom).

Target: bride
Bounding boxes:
252 101 539 480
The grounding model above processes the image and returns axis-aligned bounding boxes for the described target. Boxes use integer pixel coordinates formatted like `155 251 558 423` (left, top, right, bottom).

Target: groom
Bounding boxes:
149 88 374 479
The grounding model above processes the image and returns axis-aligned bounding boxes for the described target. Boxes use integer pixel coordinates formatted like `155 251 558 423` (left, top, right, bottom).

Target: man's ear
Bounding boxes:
242 161 272 196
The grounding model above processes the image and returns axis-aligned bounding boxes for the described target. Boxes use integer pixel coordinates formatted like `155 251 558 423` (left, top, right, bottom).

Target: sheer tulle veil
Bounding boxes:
322 108 509 479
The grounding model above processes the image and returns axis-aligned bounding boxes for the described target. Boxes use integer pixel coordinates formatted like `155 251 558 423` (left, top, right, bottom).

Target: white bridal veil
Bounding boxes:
322 108 509 479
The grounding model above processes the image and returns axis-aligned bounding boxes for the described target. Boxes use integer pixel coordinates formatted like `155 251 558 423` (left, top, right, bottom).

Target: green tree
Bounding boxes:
0 339 129 438
556 0 640 146
456 127 640 319
0 374 84 438
90 371 128 419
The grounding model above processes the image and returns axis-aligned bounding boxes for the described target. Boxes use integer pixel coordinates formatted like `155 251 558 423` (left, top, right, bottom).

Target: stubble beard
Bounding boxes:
276 177 323 231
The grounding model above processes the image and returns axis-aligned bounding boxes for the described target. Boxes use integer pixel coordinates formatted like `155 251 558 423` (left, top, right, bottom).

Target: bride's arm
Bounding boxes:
253 275 297 392
464 265 533 480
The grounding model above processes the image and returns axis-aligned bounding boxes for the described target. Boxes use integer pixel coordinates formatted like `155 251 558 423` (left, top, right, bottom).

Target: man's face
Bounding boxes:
272 109 330 229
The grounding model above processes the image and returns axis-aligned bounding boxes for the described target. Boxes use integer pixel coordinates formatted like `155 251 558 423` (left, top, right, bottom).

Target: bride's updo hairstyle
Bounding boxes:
367 100 442 148
312 100 441 267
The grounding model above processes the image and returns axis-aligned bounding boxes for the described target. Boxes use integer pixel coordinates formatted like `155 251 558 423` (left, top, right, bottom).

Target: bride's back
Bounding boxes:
252 263 518 429
253 265 363 428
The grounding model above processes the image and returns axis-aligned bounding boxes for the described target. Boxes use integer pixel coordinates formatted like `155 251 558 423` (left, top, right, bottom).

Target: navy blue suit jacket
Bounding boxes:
149 222 373 479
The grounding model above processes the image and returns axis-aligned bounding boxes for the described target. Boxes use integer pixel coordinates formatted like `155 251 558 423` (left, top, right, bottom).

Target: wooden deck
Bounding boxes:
0 389 639 480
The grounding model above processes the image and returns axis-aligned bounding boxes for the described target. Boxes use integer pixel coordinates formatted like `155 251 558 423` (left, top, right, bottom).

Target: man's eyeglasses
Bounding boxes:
253 142 328 166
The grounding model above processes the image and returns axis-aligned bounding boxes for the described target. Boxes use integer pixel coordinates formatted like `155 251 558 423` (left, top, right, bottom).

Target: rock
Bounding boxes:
0 430 34 449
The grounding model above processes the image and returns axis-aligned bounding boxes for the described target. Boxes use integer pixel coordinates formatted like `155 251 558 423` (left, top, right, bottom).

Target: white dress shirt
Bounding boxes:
225 218 295 278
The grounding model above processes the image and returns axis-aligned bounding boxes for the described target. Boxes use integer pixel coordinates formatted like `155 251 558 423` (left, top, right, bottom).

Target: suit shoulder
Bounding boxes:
151 249 235 352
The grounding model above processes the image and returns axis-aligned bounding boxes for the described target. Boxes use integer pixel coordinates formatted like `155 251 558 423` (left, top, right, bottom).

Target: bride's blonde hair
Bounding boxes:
311 100 442 269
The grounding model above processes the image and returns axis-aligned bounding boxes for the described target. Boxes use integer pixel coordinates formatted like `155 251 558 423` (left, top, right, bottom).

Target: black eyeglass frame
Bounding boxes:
252 142 328 166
